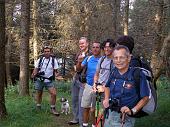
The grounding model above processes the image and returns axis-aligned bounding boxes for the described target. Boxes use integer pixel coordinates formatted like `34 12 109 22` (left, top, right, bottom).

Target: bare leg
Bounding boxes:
83 108 90 126
36 90 43 105
48 87 56 105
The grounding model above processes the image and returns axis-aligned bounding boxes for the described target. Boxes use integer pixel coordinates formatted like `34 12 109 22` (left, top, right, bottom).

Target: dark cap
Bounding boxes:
102 38 116 49
116 36 134 53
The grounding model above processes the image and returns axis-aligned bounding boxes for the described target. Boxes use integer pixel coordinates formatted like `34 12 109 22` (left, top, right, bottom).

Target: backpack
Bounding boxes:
79 56 93 83
130 56 157 117
132 67 157 118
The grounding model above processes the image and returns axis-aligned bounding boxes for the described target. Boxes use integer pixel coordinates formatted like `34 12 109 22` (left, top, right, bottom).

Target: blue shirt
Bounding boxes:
106 67 149 108
82 55 101 86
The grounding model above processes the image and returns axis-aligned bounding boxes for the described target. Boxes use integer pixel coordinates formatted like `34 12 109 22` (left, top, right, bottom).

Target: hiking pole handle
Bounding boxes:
121 112 126 127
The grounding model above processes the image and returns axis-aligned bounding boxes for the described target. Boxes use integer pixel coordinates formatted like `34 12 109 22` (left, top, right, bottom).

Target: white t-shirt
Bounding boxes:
35 57 59 82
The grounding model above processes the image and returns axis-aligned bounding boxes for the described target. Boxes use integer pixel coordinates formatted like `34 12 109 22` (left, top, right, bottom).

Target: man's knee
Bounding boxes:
49 87 57 97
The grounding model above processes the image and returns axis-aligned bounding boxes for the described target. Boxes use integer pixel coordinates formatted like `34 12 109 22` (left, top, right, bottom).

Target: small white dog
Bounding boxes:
60 97 70 115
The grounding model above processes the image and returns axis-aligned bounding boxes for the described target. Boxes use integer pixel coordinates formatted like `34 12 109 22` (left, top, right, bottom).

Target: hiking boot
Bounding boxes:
68 120 79 125
50 107 60 116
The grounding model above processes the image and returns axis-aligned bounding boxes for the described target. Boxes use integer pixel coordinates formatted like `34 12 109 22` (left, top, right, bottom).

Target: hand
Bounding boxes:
31 73 36 78
103 99 109 108
120 106 132 116
77 54 85 63
96 85 105 93
92 84 97 92
55 75 64 80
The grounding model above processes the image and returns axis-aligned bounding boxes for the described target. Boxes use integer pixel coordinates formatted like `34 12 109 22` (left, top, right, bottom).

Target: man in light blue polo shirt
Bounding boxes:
76 41 101 127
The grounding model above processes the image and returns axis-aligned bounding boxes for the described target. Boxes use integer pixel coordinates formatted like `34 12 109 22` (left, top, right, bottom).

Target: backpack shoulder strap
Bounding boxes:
133 67 141 97
51 55 55 68
99 56 106 69
38 55 44 68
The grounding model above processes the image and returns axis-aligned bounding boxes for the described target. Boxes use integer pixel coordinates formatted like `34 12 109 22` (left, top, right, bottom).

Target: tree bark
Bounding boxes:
151 0 170 81
32 0 38 63
123 0 129 35
110 0 121 39
19 0 30 96
0 0 7 118
5 0 15 85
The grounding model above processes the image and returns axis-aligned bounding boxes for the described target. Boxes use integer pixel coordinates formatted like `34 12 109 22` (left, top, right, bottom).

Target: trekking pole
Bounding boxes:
121 112 126 127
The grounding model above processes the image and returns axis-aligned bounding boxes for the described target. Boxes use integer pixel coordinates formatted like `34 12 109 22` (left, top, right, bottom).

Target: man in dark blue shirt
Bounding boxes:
103 45 149 127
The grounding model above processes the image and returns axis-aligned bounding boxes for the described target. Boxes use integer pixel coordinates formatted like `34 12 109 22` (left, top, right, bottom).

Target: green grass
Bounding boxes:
0 78 170 127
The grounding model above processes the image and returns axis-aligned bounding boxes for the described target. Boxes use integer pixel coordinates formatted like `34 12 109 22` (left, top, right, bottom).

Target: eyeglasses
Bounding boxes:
92 46 100 49
113 56 128 62
104 46 112 49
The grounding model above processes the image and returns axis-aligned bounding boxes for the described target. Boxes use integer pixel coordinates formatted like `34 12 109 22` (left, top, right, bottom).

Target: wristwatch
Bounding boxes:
131 108 137 115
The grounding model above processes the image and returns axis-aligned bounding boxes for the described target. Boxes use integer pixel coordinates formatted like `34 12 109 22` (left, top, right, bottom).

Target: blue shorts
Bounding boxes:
34 80 55 91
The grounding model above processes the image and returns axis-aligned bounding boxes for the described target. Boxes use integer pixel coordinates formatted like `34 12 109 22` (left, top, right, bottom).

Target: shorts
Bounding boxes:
81 84 96 108
34 79 55 91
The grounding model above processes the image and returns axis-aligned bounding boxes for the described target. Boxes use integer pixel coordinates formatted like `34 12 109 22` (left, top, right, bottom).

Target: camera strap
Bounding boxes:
40 57 50 73
44 58 50 72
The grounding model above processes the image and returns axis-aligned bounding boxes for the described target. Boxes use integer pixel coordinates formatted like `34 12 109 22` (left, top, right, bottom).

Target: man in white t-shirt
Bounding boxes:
31 45 60 116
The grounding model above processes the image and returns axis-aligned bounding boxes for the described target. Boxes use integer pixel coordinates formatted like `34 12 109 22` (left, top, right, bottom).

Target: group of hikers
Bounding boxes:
31 35 153 127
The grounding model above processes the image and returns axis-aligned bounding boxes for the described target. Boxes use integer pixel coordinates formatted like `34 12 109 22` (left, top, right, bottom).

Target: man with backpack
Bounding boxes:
68 37 92 126
31 45 60 116
76 41 101 127
93 39 116 92
103 45 150 127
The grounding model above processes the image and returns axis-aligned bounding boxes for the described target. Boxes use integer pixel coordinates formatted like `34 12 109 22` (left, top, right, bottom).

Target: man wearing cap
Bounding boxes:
31 45 60 116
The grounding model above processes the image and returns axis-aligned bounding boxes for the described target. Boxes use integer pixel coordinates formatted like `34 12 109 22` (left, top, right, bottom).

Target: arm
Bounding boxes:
121 70 150 115
93 70 100 91
103 87 110 108
120 96 149 115
31 59 40 78
31 68 38 78
76 54 86 72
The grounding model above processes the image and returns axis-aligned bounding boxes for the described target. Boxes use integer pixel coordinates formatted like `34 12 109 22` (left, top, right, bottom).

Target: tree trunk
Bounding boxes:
0 0 7 118
111 0 121 39
123 0 129 35
164 0 170 78
150 0 170 81
32 0 38 63
19 0 30 96
5 0 15 86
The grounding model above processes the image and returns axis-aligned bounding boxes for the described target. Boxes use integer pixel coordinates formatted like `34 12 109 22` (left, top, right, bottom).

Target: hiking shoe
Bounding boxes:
50 107 60 116
68 120 79 125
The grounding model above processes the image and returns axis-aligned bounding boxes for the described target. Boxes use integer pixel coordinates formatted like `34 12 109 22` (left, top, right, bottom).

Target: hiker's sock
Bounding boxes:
36 104 41 107
50 105 55 108
83 123 88 127
92 124 96 127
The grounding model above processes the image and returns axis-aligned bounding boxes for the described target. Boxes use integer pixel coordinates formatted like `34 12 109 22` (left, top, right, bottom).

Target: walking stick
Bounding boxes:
121 112 126 127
